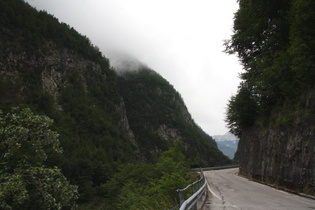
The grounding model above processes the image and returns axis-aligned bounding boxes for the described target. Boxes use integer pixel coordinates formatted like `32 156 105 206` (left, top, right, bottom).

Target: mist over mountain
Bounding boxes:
0 0 230 208
118 66 229 165
109 52 147 73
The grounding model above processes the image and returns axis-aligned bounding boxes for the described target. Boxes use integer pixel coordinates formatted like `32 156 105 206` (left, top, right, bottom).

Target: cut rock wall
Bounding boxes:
238 87 315 192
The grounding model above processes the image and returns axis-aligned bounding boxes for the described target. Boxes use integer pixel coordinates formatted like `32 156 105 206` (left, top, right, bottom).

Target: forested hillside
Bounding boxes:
0 0 135 207
119 68 229 166
0 0 229 208
226 0 315 193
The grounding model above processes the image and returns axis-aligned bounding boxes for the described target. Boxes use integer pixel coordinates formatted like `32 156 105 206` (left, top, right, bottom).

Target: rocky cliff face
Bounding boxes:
41 47 104 99
0 0 231 205
238 86 315 192
118 68 230 166
1 42 137 146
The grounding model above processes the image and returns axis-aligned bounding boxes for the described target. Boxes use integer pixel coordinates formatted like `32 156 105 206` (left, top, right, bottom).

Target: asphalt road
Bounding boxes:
202 168 315 210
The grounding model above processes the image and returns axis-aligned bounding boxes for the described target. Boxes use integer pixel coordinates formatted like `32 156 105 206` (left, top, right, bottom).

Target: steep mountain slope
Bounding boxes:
119 68 230 165
0 0 137 203
0 0 230 205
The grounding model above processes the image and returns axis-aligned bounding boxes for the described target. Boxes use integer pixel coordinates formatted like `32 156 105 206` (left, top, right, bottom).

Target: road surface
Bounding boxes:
202 168 315 210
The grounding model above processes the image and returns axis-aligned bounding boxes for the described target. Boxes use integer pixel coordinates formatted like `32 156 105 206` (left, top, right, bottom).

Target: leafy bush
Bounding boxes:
102 143 195 209
0 107 78 209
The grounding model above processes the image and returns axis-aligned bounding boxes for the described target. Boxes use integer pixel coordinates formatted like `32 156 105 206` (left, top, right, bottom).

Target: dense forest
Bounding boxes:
225 0 315 193
119 68 229 166
0 0 229 208
225 0 315 136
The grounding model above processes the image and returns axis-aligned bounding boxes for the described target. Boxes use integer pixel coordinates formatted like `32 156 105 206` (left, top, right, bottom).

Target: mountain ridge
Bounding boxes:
212 132 238 142
0 0 230 206
118 67 229 165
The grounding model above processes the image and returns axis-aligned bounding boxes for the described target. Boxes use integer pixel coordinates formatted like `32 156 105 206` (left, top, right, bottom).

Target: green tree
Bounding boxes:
102 143 193 209
289 0 315 87
224 0 315 134
0 107 78 210
225 83 258 137
156 142 189 175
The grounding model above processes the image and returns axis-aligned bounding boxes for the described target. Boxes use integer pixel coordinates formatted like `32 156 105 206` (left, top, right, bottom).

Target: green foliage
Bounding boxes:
289 0 315 87
0 107 61 168
225 0 315 136
0 107 78 209
52 69 135 204
0 0 134 205
225 83 258 137
102 145 194 209
0 0 107 64
0 0 231 208
0 167 78 210
119 68 230 166
156 145 188 174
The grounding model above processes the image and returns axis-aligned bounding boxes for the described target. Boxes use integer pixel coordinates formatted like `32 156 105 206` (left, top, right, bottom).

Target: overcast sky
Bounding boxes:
26 0 242 136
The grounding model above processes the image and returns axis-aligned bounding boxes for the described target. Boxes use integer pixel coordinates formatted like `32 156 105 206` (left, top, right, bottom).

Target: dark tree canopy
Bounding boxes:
0 108 78 210
225 0 315 136
1 1 231 208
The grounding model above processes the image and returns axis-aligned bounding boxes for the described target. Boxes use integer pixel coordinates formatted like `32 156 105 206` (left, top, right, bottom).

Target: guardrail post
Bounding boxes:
177 190 185 207
198 179 203 202
191 182 197 210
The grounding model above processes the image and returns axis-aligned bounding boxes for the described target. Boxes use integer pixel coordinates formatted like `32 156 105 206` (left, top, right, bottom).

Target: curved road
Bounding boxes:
202 168 315 210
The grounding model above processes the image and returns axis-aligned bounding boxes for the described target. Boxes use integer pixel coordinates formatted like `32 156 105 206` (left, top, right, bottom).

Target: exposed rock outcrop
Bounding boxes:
157 124 182 144
238 86 315 192
118 68 230 165
41 48 105 98
116 100 137 147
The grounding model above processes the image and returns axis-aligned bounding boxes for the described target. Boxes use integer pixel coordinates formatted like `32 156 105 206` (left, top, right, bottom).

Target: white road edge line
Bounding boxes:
207 182 222 201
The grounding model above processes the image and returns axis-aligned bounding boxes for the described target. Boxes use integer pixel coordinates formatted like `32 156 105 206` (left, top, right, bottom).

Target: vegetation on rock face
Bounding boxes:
0 0 230 208
119 68 230 166
225 0 315 136
0 0 105 63
225 0 315 194
0 0 134 206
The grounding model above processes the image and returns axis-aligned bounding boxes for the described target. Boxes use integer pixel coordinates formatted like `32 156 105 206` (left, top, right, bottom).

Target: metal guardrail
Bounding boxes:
172 165 239 210
196 164 239 171
173 165 239 210
175 168 207 210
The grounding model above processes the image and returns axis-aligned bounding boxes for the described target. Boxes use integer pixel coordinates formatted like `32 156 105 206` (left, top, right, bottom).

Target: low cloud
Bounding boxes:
25 0 242 135
108 52 148 73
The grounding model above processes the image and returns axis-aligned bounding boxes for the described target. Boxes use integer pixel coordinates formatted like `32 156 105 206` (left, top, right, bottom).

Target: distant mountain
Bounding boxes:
212 132 239 159
213 132 239 142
